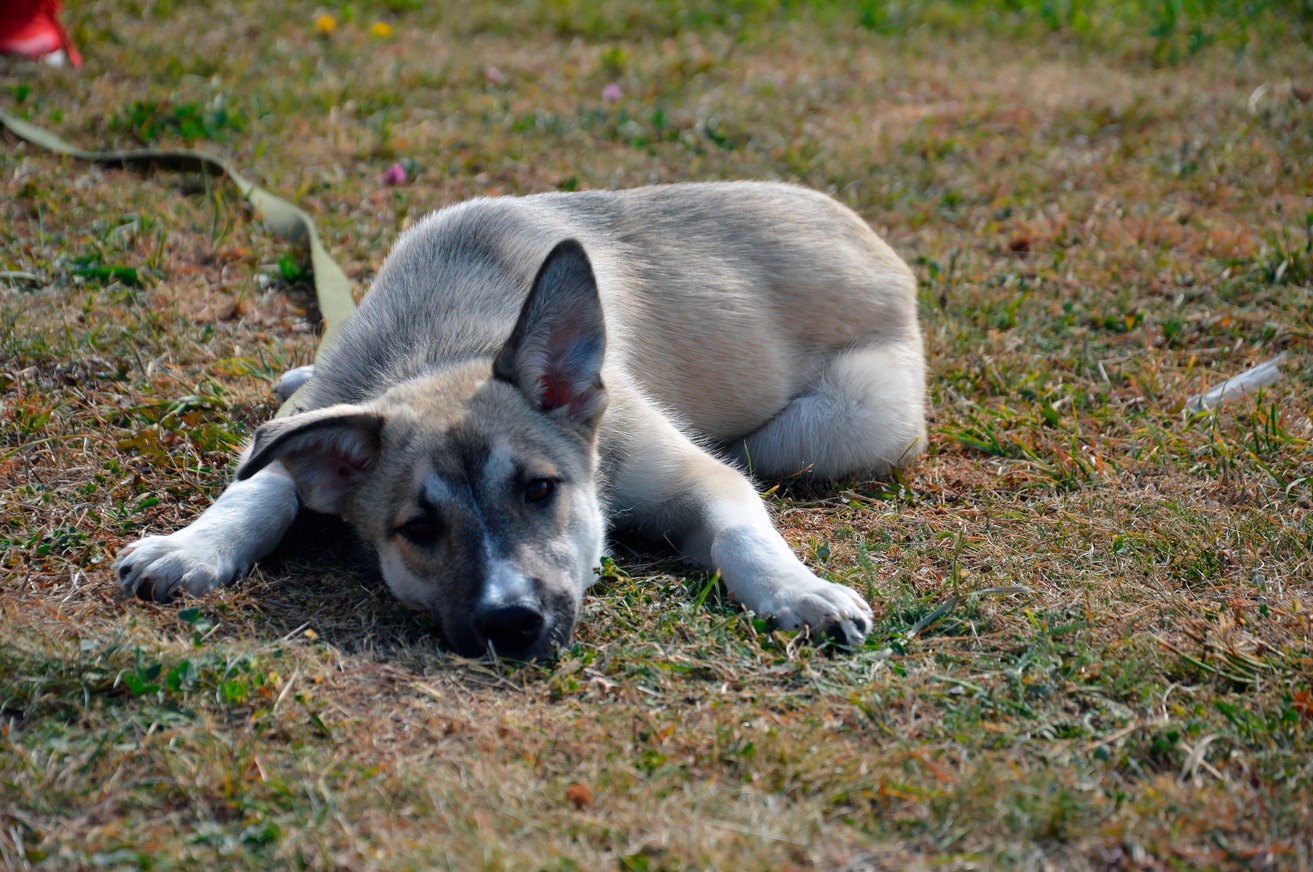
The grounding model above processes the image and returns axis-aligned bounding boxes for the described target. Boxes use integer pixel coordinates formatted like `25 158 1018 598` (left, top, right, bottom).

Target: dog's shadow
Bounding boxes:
237 481 847 661
242 513 714 661
243 511 446 658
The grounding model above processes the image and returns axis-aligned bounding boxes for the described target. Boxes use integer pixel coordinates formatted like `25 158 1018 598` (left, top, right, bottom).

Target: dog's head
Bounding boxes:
237 240 608 660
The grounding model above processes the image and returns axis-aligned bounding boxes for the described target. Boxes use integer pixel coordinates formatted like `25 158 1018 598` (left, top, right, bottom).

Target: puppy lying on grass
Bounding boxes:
115 182 926 659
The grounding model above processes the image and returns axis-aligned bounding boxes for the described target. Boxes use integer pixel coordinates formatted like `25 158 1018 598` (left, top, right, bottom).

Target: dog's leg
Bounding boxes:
730 339 927 481
113 464 299 602
611 398 873 644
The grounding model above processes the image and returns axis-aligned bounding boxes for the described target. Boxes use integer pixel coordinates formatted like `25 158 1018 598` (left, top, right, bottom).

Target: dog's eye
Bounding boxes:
524 478 555 504
397 516 441 545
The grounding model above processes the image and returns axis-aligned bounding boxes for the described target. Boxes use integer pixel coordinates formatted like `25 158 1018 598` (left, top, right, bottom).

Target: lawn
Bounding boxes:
2 1 1311 868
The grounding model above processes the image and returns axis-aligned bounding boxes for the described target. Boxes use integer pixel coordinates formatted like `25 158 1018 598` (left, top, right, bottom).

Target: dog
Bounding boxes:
113 182 926 659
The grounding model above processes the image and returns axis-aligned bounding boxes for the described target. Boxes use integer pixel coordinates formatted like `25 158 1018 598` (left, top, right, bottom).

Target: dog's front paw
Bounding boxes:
113 532 250 603
770 579 874 646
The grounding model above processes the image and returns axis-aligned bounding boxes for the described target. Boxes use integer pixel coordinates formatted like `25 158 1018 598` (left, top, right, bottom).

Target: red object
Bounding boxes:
0 0 83 68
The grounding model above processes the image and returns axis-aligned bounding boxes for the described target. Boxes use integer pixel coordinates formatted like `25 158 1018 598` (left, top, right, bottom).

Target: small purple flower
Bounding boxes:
602 82 622 103
383 163 408 186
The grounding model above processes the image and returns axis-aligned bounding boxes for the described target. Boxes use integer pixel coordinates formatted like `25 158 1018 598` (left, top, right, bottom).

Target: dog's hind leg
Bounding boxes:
114 464 300 602
728 338 926 481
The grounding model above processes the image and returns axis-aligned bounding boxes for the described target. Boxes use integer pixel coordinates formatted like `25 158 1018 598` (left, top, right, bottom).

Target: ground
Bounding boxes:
1 1 1311 869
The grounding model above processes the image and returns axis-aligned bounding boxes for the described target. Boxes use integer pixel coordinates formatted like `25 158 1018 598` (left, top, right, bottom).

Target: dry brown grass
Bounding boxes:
3 1 1311 868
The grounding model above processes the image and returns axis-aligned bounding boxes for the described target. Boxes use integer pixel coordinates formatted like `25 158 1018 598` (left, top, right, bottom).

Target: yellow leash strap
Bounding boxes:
0 109 356 417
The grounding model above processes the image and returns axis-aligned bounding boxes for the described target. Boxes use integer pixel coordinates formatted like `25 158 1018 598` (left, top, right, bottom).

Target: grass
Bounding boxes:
2 0 1311 868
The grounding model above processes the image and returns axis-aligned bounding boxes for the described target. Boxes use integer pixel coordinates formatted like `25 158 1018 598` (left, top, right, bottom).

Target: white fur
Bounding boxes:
480 555 533 609
113 466 298 599
731 342 926 479
378 545 434 609
700 500 872 636
272 364 316 404
574 489 606 592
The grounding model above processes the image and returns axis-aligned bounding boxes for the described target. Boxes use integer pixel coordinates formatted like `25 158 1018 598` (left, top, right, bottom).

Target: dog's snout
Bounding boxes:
475 602 546 657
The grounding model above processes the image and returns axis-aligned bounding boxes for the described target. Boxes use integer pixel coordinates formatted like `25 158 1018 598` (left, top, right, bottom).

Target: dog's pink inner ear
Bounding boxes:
531 344 605 425
330 447 372 481
309 433 376 485
494 239 607 432
286 438 376 514
255 411 383 514
536 374 572 411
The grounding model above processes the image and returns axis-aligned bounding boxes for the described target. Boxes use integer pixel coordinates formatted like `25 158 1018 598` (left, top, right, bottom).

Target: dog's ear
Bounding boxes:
236 404 385 514
494 239 608 436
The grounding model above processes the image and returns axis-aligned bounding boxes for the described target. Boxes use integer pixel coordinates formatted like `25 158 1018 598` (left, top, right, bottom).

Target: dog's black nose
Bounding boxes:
475 603 546 657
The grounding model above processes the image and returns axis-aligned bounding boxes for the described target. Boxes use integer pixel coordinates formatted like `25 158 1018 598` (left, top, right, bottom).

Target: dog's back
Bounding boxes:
306 182 919 445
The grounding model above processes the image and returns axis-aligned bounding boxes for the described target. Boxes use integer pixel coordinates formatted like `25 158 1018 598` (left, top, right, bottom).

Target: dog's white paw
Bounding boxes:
768 577 874 646
272 364 315 404
114 531 250 603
